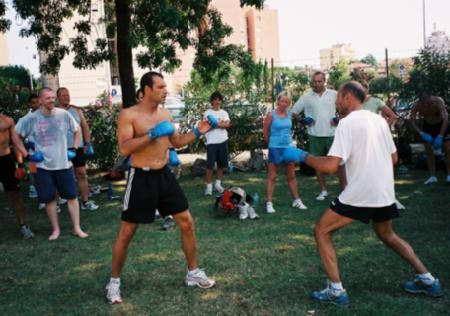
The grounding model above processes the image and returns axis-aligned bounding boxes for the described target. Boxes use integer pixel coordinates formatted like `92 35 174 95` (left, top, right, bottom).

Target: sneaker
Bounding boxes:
38 203 46 211
214 182 224 193
155 209 161 220
292 198 307 210
238 203 249 220
185 268 216 289
162 216 175 230
58 197 67 205
29 185 37 198
402 276 443 298
81 200 99 211
204 184 212 196
311 284 349 306
316 191 328 201
395 199 406 210
106 281 122 304
266 202 276 213
20 225 35 239
424 176 438 185
247 206 259 219
56 205 61 213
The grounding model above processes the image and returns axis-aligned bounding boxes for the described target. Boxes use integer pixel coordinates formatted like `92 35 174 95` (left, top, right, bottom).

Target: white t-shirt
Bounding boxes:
203 109 230 145
292 89 337 137
328 110 397 207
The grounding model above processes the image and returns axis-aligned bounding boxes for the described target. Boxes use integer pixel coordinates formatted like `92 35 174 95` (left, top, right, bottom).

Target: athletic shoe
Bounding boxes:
20 225 35 239
81 200 99 211
292 198 307 210
28 185 37 198
162 216 175 230
204 185 212 196
185 269 216 289
38 203 46 211
266 202 276 213
56 205 61 213
402 276 443 298
155 209 161 220
238 204 249 220
395 199 406 210
105 281 122 304
316 191 328 201
424 176 438 184
247 206 259 219
310 284 349 306
58 197 67 205
214 182 224 193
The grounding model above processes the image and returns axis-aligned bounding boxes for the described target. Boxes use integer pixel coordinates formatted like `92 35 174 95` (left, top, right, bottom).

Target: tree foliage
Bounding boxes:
0 65 35 88
360 54 378 68
327 59 350 90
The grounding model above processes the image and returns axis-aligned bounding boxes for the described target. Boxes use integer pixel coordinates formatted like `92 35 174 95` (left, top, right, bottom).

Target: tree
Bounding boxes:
1 0 265 107
327 59 350 90
360 54 378 68
0 65 35 88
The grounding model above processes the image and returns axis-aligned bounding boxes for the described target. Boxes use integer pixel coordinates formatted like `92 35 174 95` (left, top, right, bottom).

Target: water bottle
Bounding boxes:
252 192 259 209
228 162 234 173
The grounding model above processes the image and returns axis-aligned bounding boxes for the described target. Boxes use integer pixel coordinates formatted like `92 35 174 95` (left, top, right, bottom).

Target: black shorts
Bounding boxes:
72 148 86 168
122 166 189 223
423 122 450 141
0 154 20 192
206 141 229 169
330 198 399 224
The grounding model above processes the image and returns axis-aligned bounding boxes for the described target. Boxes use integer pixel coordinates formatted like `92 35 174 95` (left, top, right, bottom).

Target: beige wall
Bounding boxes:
0 33 9 66
320 44 356 70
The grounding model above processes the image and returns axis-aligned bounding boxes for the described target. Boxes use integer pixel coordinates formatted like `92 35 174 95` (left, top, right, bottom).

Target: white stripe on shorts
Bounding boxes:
123 168 135 211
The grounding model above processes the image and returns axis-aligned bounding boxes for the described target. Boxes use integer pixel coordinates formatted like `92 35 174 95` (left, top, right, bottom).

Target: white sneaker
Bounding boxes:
38 203 46 211
247 206 259 219
316 191 328 201
214 182 224 193
424 176 438 184
266 202 276 213
29 185 37 198
185 268 216 289
20 225 35 239
238 203 249 220
395 199 406 210
292 198 307 210
204 184 212 196
106 280 122 304
58 197 67 205
81 200 99 211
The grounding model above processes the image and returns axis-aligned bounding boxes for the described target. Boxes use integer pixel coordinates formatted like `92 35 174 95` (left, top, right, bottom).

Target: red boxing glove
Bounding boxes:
15 164 26 181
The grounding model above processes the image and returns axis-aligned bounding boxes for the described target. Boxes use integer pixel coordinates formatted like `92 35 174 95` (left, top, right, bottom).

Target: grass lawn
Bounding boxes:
0 168 449 315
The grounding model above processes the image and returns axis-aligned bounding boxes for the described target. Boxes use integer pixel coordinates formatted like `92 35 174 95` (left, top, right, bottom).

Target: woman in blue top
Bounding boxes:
263 91 307 213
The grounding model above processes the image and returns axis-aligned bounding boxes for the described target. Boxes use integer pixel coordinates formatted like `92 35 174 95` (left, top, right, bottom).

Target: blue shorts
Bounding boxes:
35 168 77 203
268 148 287 165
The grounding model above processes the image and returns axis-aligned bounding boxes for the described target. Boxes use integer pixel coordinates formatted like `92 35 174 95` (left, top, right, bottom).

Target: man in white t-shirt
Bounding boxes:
203 92 231 196
283 81 442 306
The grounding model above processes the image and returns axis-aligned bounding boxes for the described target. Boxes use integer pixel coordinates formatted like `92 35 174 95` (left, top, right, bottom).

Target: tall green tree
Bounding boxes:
0 0 265 107
327 59 350 90
360 54 378 68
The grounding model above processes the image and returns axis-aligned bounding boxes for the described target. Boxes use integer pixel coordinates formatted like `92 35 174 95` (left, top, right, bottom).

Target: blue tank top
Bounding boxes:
269 110 292 148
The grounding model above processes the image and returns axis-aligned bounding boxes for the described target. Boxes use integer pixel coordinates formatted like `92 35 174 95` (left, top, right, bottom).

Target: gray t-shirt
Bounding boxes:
16 108 79 170
66 106 84 148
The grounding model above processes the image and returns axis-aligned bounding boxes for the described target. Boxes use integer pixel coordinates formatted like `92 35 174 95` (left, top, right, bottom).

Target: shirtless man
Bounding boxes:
410 91 450 184
105 71 216 304
0 113 34 238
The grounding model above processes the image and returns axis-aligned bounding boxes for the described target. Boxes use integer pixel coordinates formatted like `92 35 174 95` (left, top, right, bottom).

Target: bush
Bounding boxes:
0 80 31 121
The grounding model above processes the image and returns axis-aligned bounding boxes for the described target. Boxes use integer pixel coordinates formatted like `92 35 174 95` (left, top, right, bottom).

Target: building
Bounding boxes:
51 0 279 105
0 33 9 66
319 43 356 70
426 30 450 56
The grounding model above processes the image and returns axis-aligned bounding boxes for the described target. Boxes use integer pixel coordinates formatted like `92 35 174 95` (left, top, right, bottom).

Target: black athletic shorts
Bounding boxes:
423 122 450 142
330 198 399 224
0 153 20 192
122 166 189 223
72 148 86 168
206 141 229 169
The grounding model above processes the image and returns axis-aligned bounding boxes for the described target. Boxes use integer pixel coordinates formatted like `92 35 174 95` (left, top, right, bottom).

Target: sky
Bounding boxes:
4 0 450 76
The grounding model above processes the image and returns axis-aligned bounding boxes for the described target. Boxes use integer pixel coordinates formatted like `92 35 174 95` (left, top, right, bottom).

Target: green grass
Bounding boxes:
0 168 449 315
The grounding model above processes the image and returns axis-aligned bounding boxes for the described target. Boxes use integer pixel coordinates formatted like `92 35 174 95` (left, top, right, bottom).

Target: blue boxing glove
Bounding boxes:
168 148 180 167
419 131 434 143
24 140 35 151
148 120 174 140
27 151 44 162
206 114 219 129
302 116 315 127
67 148 76 160
84 142 94 157
433 135 443 150
283 147 309 163
331 117 339 127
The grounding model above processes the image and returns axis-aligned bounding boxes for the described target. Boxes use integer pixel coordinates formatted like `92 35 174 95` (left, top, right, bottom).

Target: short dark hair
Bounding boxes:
28 93 39 103
38 87 53 97
56 87 68 96
312 71 326 81
140 71 164 91
340 81 366 103
210 91 224 102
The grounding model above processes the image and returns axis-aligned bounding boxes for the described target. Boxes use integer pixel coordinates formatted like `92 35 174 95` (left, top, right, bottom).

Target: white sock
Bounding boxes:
110 277 120 285
215 180 221 186
267 201 273 206
418 272 435 284
188 268 199 275
329 281 344 292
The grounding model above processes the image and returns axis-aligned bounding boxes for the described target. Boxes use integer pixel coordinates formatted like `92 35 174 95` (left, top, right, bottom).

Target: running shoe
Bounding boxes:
185 269 215 289
266 202 276 213
402 276 443 298
424 176 438 185
106 280 122 304
81 200 99 211
20 225 35 239
162 216 175 230
28 185 37 198
316 191 328 201
292 198 307 210
311 284 349 306
214 182 224 193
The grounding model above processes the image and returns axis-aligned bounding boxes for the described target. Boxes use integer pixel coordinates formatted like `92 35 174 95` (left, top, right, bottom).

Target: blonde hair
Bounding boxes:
277 91 291 102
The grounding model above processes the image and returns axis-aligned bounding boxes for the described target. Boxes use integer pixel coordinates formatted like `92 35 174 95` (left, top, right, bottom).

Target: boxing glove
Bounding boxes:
419 132 433 143
283 147 309 163
27 151 44 162
67 149 77 160
148 121 174 140
302 116 315 127
84 142 94 157
331 117 339 126
168 148 180 167
433 135 443 150
206 114 219 128
15 164 26 180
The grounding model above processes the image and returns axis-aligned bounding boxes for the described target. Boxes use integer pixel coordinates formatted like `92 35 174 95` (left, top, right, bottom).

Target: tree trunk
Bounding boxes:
115 0 135 107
